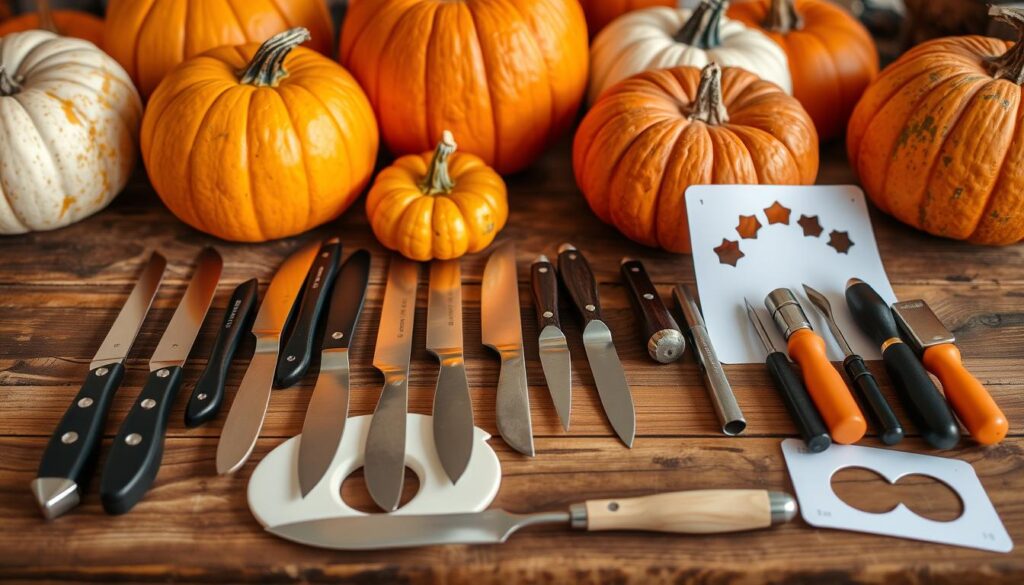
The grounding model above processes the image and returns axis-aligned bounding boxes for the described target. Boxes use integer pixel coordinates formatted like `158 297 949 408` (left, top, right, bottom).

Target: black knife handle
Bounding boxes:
557 244 603 326
882 343 961 450
531 257 560 331
845 280 901 344
99 366 184 515
766 352 831 453
185 279 258 428
620 259 684 364
322 250 371 351
37 363 126 488
844 355 904 445
276 238 343 388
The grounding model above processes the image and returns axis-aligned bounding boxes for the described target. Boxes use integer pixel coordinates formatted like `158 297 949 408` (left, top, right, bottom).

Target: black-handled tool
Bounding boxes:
745 299 831 453
185 279 258 427
275 237 342 388
845 279 960 450
620 259 684 364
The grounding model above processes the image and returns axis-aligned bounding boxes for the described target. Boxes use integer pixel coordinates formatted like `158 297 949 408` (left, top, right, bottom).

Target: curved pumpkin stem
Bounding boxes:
674 0 726 49
0 65 20 97
765 0 802 33
687 63 729 125
239 27 311 87
37 0 59 34
421 131 458 195
988 6 1024 85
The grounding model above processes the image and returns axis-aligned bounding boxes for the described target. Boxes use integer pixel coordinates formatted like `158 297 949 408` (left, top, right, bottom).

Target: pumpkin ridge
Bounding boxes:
376 3 434 155
131 0 168 93
647 118 686 248
287 80 356 200
266 0 296 31
0 96 61 229
272 87 317 229
730 123 798 184
607 114 675 242
421 3 443 147
464 4 505 169
184 83 246 235
967 92 1022 241
502 0 559 146
15 36 81 77
220 1 249 46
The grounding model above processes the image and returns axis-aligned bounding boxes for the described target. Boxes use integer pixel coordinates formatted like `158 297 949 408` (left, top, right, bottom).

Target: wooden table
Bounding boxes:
1 141 1021 584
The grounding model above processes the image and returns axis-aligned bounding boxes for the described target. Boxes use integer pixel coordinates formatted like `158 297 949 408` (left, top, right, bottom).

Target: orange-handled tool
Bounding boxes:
893 300 1008 445
766 289 867 444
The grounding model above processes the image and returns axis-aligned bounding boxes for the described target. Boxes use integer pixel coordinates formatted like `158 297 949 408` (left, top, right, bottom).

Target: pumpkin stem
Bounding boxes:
420 130 458 195
37 0 59 34
765 0 802 33
674 0 726 49
238 27 311 87
987 6 1024 85
0 65 21 97
687 62 729 125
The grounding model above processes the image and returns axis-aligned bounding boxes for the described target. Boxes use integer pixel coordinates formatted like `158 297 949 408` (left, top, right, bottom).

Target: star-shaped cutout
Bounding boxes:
798 214 823 237
764 201 791 225
736 214 762 239
828 230 855 254
714 238 745 267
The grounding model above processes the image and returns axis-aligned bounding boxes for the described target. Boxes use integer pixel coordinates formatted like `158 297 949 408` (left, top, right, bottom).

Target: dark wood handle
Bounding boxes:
557 245 602 326
531 258 560 331
620 259 682 362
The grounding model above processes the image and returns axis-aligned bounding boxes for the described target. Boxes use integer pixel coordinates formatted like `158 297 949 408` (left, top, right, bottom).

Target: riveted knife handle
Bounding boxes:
276 239 343 388
558 245 603 325
882 342 960 450
620 259 683 364
843 355 903 445
322 250 371 351
766 352 831 453
100 366 184 515
185 279 258 428
531 258 560 331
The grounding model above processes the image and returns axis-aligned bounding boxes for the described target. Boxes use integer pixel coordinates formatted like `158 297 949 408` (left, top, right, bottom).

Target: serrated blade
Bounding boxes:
150 247 223 371
91 252 167 369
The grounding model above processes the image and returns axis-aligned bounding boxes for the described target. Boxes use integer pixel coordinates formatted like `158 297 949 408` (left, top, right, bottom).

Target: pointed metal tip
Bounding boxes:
31 478 79 520
846 277 864 288
743 297 756 311
557 243 576 254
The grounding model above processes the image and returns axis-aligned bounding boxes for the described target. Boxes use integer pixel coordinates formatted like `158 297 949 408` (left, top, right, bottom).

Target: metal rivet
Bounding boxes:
286 355 297 362
331 332 344 340
125 433 142 446
538 266 548 274
631 267 640 273
569 253 577 260
585 304 596 312
643 293 655 300
95 367 109 377
77 397 94 408
608 502 620 512
197 393 208 401
61 432 78 445
543 311 554 319
141 398 157 410
156 369 170 378
321 252 329 258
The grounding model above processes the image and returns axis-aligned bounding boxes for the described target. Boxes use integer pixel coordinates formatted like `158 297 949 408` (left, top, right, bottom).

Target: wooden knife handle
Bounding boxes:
786 329 866 445
557 244 602 326
581 489 793 534
923 344 1007 445
620 259 683 363
530 257 560 332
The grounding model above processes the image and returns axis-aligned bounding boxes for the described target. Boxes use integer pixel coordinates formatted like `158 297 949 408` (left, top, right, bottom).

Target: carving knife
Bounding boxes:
558 244 635 447
99 247 223 514
426 259 474 484
32 252 166 520
481 242 534 457
216 241 321 474
365 256 420 511
620 259 685 364
268 489 798 550
530 255 571 431
297 250 372 497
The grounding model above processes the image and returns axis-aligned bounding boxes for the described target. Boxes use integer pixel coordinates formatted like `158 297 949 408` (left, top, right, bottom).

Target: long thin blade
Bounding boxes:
481 242 522 350
538 325 572 431
252 241 321 334
298 351 350 496
583 321 636 447
372 258 419 370
802 284 854 357
91 252 167 369
150 247 222 371
426 259 462 353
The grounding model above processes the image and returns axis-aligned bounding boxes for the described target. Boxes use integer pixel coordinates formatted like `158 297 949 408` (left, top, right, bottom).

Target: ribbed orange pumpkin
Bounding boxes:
728 0 878 142
574 63 818 252
105 0 333 98
341 0 589 175
0 0 103 46
848 6 1024 245
578 0 673 36
142 28 379 242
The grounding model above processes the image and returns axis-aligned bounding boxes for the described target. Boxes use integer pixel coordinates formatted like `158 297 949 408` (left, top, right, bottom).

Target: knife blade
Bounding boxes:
481 242 534 457
298 250 371 497
216 241 321 474
558 244 635 447
365 256 420 511
530 255 571 431
426 259 474 484
32 252 166 520
99 247 223 514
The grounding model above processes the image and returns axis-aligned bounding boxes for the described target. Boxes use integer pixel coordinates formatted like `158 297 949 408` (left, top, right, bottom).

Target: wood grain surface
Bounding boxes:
0 141 1022 584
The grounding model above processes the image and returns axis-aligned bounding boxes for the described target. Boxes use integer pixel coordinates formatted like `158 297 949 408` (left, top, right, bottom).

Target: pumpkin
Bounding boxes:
0 0 103 46
105 0 333 98
341 0 588 175
590 0 791 104
0 30 142 234
141 28 378 243
367 130 508 261
578 0 674 37
728 0 878 142
574 62 818 252
847 6 1024 245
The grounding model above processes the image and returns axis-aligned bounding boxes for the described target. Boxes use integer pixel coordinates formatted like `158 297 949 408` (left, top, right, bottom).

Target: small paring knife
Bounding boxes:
620 259 684 364
530 255 571 431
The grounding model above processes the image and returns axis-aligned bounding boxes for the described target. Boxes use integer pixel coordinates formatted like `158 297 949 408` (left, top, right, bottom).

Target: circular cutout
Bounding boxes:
831 466 964 522
340 467 422 514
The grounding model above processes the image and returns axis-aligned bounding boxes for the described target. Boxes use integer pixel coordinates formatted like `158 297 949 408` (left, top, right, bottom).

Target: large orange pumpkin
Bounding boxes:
728 0 878 142
341 0 589 175
847 6 1024 245
574 63 818 253
0 0 103 46
578 0 673 36
105 0 333 98
142 28 379 242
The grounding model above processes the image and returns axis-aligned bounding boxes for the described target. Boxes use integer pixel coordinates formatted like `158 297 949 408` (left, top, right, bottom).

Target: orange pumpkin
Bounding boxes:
574 63 818 252
847 6 1024 245
728 0 878 142
367 131 509 261
105 0 333 98
142 28 379 242
341 0 589 175
0 0 103 46
578 0 673 36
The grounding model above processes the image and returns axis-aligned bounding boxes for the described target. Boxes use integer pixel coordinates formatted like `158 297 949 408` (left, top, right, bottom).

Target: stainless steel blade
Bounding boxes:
253 241 322 335
802 284 854 357
538 325 572 431
91 252 167 369
371 258 419 371
298 350 350 496
582 321 636 447
268 510 569 550
150 247 223 371
426 260 463 354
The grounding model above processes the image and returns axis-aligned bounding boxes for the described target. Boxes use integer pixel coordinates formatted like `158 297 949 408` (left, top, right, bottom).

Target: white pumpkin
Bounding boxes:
589 1 792 103
0 30 142 234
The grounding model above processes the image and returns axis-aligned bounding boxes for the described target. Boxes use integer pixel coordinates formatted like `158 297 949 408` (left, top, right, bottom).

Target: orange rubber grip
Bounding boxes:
923 344 1008 445
787 329 867 444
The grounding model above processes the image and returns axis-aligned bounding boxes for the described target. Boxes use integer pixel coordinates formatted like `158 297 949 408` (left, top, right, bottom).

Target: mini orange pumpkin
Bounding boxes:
0 0 103 46
367 131 508 261
574 62 818 253
142 28 379 242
